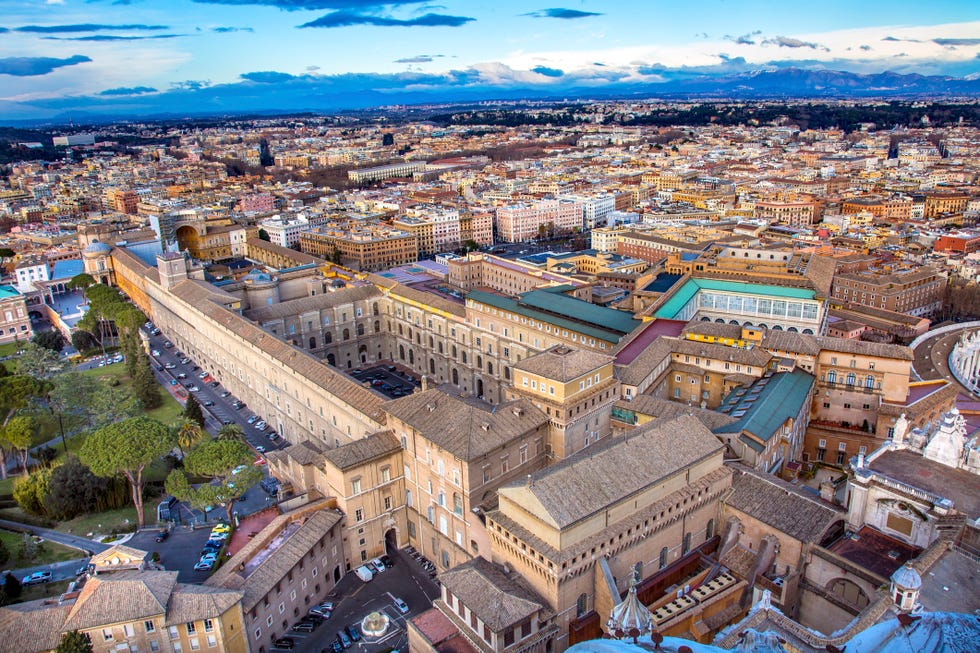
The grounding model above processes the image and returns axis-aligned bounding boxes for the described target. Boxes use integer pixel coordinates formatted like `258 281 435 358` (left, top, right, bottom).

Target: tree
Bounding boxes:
132 357 162 410
44 456 109 520
462 239 480 254
257 228 270 241
70 330 98 353
13 466 50 515
0 248 14 269
183 394 205 428
166 439 262 521
56 631 94 653
0 536 8 566
0 573 21 606
67 273 95 291
173 417 205 456
80 417 175 528
4 415 38 475
31 330 65 353
16 343 66 380
216 423 244 442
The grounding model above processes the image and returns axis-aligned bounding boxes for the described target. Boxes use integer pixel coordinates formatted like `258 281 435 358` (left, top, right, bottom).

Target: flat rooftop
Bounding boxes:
828 525 920 579
868 449 980 518
917 547 980 614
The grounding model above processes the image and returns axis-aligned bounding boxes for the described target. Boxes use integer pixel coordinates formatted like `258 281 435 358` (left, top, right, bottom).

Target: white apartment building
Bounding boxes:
259 214 322 248
561 193 616 229
495 199 583 243
407 205 461 252
14 258 50 294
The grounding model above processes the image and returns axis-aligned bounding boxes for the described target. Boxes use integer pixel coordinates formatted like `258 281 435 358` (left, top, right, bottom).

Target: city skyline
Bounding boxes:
1 0 980 121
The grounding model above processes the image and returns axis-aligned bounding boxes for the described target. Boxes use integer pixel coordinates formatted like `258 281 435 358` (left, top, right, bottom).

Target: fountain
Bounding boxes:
360 611 390 639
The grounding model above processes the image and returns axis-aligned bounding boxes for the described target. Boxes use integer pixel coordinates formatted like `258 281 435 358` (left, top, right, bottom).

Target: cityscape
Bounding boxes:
0 2 979 653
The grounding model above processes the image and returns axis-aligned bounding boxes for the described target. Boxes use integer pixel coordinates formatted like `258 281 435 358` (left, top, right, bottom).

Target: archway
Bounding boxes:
476 378 484 397
175 224 201 254
334 566 342 583
452 368 458 385
326 353 336 366
384 528 398 556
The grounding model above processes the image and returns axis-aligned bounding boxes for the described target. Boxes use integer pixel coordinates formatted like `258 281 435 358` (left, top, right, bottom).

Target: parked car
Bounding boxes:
176 372 187 379
393 597 409 614
211 523 231 534
187 385 200 392
198 371 208 378
193 560 214 571
255 445 267 454
344 625 361 642
291 622 316 633
180 357 190 365
337 630 352 648
354 565 374 582
200 552 218 564
247 415 258 424
163 341 173 348
203 400 215 407
154 530 169 543
272 637 295 650
254 421 267 430
330 640 344 653
380 554 393 568
22 571 52 585
151 349 160 356
165 363 176 369
370 557 386 572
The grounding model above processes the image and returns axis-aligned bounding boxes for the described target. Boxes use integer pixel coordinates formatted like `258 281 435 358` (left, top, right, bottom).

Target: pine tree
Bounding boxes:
133 358 162 410
57 630 94 653
183 393 205 428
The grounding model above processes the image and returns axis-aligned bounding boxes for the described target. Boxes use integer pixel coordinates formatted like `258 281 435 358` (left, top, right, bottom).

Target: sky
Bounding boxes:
1 0 980 121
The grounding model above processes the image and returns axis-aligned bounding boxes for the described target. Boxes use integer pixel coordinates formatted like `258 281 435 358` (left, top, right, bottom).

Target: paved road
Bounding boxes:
0 518 109 555
290 547 440 653
9 557 90 584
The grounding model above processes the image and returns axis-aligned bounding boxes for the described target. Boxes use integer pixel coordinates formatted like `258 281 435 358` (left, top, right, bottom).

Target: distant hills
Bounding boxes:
2 67 979 126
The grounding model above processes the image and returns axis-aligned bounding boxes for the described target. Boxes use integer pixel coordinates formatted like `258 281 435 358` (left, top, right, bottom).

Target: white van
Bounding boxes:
354 565 374 582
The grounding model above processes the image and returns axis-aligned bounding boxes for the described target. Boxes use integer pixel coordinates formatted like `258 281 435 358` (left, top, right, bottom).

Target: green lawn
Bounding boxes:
0 476 14 498
0 341 25 359
76 363 183 425
53 505 140 538
0 529 84 566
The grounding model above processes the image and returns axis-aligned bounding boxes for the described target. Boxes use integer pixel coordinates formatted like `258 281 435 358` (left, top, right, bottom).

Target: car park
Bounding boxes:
393 597 409 614
22 571 52 585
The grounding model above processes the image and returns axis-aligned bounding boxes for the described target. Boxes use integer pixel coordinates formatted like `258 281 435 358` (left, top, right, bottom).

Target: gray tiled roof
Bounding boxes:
244 285 382 321
323 430 401 471
63 570 178 631
514 346 613 382
501 414 724 529
166 584 244 626
0 600 71 653
438 557 545 631
614 336 673 386
385 389 548 460
619 395 737 431
813 335 913 361
725 464 843 543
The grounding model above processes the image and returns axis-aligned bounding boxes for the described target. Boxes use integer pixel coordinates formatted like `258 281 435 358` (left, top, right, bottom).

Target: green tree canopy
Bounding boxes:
44 456 111 520
31 330 65 353
3 414 39 474
56 630 94 653
16 343 66 380
166 439 262 521
67 273 95 291
173 416 205 455
183 394 205 428
80 416 175 527
215 423 244 442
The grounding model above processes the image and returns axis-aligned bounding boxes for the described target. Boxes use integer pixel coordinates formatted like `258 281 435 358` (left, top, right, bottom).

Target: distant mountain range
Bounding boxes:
2 67 979 126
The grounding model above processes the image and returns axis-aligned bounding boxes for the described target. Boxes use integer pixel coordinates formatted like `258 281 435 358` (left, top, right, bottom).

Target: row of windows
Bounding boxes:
698 292 819 321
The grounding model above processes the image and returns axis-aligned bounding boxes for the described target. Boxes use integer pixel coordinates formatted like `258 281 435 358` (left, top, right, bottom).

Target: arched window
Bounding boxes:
372 302 379 316
438 342 443 354
356 323 364 336
324 332 332 344
865 375 874 388
374 320 380 333
659 547 668 569
309 336 316 350
846 373 856 387
399 324 403 336
827 370 837 384
462 351 468 364
453 493 462 515
452 345 457 358
429 358 436 374
429 336 434 348
576 594 588 617
343 328 350 341
487 362 493 375
409 350 414 365
452 368 459 385
706 519 715 541
399 345 405 360
327 353 336 366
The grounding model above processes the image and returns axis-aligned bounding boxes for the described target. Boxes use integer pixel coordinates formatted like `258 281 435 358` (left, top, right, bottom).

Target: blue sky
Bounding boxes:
1 0 979 120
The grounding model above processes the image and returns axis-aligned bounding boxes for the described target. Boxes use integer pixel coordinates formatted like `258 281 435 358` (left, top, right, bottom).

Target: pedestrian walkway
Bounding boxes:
0 518 109 555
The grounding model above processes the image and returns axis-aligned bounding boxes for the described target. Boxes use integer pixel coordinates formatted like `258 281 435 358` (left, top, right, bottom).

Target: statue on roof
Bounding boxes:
607 563 652 643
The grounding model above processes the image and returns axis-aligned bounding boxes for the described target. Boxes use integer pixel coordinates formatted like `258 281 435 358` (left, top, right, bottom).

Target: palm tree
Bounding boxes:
216 424 245 442
173 417 205 457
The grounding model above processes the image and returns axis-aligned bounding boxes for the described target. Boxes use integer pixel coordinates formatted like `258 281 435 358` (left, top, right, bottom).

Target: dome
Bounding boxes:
891 561 922 590
83 241 112 256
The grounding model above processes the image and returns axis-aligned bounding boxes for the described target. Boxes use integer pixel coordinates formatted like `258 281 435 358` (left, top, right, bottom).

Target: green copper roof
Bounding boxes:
714 369 815 445
467 289 640 343
654 278 816 319
0 285 22 299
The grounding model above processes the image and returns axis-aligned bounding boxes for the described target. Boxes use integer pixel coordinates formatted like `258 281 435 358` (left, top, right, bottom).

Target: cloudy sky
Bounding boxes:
1 0 979 120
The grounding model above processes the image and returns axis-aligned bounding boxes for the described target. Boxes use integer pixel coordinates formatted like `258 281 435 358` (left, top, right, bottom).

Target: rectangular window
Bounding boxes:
150 641 160 652
380 467 391 483
190 638 200 651
186 623 197 635
351 478 362 494
207 635 217 648
203 619 213 633
145 621 156 633
123 624 135 637
355 508 364 522
169 626 180 640
102 629 113 642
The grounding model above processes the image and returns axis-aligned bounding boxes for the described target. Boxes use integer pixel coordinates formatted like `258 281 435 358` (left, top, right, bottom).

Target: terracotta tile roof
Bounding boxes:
323 430 401 471
813 335 913 361
385 388 548 461
500 414 724 529
513 345 613 382
438 558 545 631
0 600 71 653
725 464 843 543
243 285 382 322
165 584 243 625
618 395 737 431
614 336 674 386
207 505 342 611
63 570 178 631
